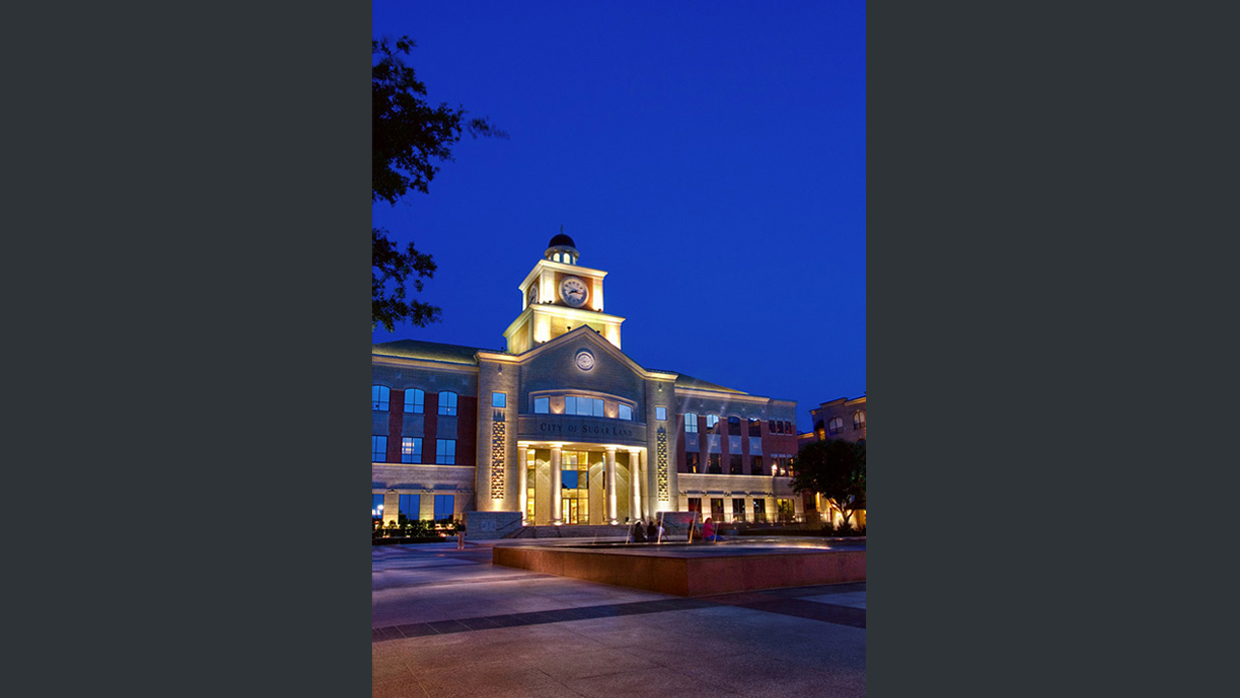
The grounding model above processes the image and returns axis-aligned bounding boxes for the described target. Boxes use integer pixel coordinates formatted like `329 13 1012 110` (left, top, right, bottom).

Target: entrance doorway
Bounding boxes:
561 450 590 524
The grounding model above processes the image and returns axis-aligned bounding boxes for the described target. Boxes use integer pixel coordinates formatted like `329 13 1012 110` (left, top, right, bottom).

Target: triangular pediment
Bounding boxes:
480 326 676 388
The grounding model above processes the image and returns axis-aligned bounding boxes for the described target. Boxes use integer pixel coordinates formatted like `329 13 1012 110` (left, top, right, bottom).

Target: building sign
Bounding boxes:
519 415 647 445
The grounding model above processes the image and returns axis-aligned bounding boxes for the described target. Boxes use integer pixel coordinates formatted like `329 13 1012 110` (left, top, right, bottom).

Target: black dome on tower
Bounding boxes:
545 232 579 265
548 233 576 249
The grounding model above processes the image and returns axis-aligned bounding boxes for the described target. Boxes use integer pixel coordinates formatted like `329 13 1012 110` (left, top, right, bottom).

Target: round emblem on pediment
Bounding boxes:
574 350 595 371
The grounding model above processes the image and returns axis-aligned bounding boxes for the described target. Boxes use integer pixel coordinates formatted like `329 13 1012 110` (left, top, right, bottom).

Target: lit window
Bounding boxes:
404 388 424 414
853 411 866 430
686 452 700 473
372 435 387 462
706 414 719 431
372 386 390 411
565 396 604 416
436 439 456 464
619 404 633 421
401 437 421 463
685 413 698 433
828 417 844 436
656 407 667 421
493 392 506 408
438 391 458 416
534 397 549 414
372 493 384 519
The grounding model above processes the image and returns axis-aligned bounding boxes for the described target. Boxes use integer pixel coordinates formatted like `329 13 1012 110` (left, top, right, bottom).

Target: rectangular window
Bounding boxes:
371 435 387 462
750 455 763 475
685 413 698 433
401 437 422 464
753 499 767 523
685 452 700 473
710 498 725 518
749 418 761 437
706 414 719 431
372 493 384 519
618 404 633 421
434 494 454 522
656 407 667 421
492 392 506 408
708 453 721 474
438 391 458 416
534 397 549 414
688 498 702 516
404 389 424 414
732 498 746 522
399 494 420 521
525 450 536 522
565 396 603 416
729 454 743 474
436 439 456 465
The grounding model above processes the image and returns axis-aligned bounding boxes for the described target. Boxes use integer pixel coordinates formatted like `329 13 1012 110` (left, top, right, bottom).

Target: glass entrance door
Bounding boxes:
561 450 590 524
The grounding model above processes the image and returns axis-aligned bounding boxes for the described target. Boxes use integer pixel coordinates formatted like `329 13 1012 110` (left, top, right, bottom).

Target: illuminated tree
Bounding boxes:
791 439 866 528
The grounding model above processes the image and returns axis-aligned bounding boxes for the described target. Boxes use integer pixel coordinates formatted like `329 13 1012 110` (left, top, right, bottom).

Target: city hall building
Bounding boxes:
372 234 804 528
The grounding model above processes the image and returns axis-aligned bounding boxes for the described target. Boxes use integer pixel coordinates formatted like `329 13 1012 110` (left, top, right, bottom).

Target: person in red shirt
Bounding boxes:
702 517 717 542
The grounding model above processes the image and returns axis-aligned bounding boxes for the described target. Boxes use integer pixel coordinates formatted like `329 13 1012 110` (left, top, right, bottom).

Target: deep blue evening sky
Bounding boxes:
372 1 866 434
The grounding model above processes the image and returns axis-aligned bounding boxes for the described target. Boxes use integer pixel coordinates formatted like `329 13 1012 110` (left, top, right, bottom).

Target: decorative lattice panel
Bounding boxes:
490 421 505 499
657 428 669 502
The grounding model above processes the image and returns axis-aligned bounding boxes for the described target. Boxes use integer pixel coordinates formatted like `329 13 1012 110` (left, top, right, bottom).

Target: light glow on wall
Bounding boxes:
534 317 551 343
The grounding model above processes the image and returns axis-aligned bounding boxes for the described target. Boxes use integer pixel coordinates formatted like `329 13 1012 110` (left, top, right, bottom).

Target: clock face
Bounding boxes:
559 276 589 308
528 284 538 305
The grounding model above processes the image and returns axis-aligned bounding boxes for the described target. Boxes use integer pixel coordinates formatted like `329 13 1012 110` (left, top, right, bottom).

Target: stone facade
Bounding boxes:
372 235 803 527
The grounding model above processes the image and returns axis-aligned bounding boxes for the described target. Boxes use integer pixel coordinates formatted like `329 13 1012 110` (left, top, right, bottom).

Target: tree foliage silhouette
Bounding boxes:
372 35 506 331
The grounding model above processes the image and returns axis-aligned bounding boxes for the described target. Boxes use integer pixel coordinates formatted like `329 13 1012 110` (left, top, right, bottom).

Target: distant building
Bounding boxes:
808 395 866 445
799 395 867 528
372 234 803 528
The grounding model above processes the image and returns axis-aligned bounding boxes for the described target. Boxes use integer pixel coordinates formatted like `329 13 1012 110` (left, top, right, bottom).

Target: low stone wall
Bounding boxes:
493 546 865 596
464 511 523 539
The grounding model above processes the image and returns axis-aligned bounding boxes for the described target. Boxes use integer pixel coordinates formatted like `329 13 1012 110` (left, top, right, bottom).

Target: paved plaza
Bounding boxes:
373 539 866 697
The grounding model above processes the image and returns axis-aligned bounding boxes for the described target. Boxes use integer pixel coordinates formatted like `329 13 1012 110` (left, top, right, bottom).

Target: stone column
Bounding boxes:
516 447 528 523
605 447 618 524
628 449 642 525
550 445 563 524
637 450 649 521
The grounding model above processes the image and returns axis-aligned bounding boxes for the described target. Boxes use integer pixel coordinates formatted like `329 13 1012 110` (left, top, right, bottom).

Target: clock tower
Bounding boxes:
503 233 625 354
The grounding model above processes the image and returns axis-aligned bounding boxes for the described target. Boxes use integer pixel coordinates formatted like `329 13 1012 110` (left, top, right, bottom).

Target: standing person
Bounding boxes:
702 517 716 542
